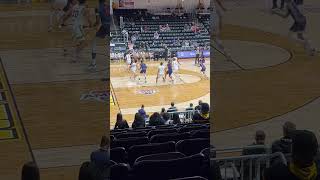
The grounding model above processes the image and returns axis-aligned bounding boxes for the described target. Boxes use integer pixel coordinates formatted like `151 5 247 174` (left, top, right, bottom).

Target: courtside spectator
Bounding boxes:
272 121 296 154
148 112 165 126
186 103 194 111
195 100 202 111
167 102 177 113
90 136 110 169
162 112 170 123
160 107 166 116
114 113 129 129
264 130 319 180
192 103 210 123
243 130 267 155
21 162 40 180
132 113 145 128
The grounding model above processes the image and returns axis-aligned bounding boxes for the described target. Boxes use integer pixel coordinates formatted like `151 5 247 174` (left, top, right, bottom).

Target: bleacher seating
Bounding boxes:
110 123 211 179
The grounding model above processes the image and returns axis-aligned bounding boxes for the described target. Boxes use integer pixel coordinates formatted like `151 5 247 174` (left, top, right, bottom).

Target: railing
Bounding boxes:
210 147 287 180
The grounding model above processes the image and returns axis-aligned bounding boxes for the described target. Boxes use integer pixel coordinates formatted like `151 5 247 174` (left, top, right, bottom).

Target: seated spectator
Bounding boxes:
192 103 210 123
90 136 110 169
148 112 165 126
132 113 145 129
195 100 202 111
242 130 267 155
272 121 296 154
78 161 96 180
186 103 194 111
114 113 129 129
160 107 166 116
167 102 177 113
264 130 319 180
172 113 181 125
21 162 40 180
162 112 170 124
165 24 170 31
138 104 147 119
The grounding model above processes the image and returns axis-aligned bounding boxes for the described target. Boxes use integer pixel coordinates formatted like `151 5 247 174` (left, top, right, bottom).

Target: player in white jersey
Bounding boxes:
156 62 166 84
210 0 233 61
48 0 69 32
125 52 132 71
130 60 138 80
60 0 93 62
172 57 181 80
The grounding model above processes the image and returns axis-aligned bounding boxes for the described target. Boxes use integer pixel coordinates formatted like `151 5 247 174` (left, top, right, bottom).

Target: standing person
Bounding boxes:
125 52 132 71
272 0 316 56
138 60 147 83
60 0 93 63
172 57 181 80
210 0 233 61
195 47 200 65
165 60 174 84
164 46 169 61
200 57 208 79
88 0 110 69
156 62 166 84
48 0 69 32
130 59 138 81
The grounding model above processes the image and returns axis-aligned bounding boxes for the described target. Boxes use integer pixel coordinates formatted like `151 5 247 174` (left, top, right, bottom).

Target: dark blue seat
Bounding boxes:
191 129 210 139
110 163 130 180
150 132 190 143
132 153 205 180
110 147 126 163
170 176 208 180
111 137 149 150
128 141 175 166
176 138 210 156
179 126 207 133
147 128 178 138
116 131 147 139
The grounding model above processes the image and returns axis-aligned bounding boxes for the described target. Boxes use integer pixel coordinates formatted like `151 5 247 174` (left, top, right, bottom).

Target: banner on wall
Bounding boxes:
119 0 134 8
177 50 210 58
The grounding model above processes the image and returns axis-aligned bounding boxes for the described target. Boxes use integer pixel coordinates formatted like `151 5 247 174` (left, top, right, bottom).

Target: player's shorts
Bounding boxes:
96 25 109 38
140 70 146 74
158 73 164 78
72 25 85 42
167 70 173 76
290 18 306 32
201 67 206 72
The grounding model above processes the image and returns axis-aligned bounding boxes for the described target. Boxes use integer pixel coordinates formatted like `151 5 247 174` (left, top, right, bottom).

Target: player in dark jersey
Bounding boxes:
165 60 174 84
88 0 110 69
273 0 316 56
138 60 148 84
199 57 208 79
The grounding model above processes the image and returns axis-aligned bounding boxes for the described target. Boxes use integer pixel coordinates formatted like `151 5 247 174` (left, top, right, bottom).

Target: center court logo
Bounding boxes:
136 89 158 95
80 91 108 102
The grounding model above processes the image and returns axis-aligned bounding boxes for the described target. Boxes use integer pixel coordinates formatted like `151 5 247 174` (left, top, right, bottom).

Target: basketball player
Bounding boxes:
273 0 316 56
138 60 147 83
88 0 110 69
211 0 233 61
125 52 132 71
172 57 181 80
199 57 208 79
165 60 174 84
156 62 165 84
130 60 138 81
60 0 93 62
48 0 70 32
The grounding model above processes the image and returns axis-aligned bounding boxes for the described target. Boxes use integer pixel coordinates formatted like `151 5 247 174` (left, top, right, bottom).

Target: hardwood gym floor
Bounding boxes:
0 2 107 179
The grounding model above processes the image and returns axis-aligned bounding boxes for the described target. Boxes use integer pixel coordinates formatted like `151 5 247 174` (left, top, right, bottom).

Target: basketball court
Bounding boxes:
211 0 320 147
110 59 210 128
0 2 107 179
